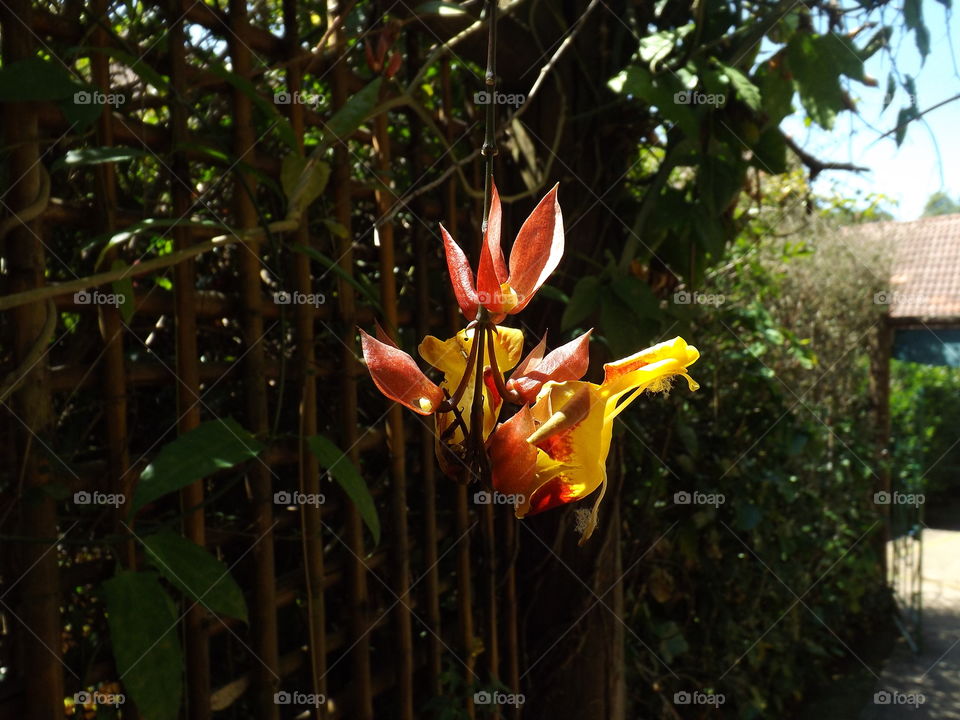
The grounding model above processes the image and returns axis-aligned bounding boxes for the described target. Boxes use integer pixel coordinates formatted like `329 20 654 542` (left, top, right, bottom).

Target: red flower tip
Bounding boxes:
440 181 564 320
359 328 444 415
506 329 593 403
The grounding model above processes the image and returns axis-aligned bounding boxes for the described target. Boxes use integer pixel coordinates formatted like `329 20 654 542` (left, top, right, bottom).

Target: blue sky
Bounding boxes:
780 0 960 219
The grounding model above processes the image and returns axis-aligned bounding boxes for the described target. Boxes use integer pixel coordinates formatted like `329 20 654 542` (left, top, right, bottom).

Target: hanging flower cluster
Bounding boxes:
360 181 700 544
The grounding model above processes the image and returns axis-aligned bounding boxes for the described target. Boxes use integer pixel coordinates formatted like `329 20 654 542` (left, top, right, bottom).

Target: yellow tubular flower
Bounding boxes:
490 337 700 544
419 326 524 479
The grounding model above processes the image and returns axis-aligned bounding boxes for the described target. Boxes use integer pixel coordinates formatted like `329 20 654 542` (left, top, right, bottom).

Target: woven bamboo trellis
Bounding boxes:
0 1 530 718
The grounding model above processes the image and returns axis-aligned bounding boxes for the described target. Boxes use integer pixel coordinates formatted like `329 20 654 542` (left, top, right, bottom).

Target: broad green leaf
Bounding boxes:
110 259 135 323
787 33 845 129
102 572 182 720
754 55 794 126
534 284 569 304
562 276 602 330
308 434 380 545
600 291 654 359
0 57 80 100
52 146 148 172
76 46 171 91
294 244 381 310
751 128 788 174
895 105 920 146
91 217 224 268
207 64 297 149
131 418 263 515
321 218 349 238
281 154 331 210
142 531 248 623
611 272 658 318
637 24 694 68
718 63 761 111
323 77 383 143
903 0 929 59
58 94 105 131
882 73 896 112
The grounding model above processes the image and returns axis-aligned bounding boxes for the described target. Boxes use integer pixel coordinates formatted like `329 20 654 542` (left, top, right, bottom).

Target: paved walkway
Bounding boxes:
862 528 960 719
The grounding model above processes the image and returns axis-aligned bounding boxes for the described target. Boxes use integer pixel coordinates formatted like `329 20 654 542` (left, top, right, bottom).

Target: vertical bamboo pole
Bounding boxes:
373 106 415 719
1 1 63 716
90 0 132 572
281 3 328 717
167 2 210 717
441 58 476 719
410 41 442 698
331 4 373 715
228 3 280 717
503 509 520 719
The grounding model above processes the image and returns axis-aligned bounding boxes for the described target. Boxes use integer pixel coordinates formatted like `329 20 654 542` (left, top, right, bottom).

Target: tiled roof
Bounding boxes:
846 214 960 320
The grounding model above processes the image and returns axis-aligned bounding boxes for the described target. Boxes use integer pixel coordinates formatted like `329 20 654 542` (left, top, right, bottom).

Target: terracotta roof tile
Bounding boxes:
845 214 960 320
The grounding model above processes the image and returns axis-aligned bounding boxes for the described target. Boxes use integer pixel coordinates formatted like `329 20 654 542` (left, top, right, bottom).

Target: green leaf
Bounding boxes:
131 418 263 516
0 57 80 100
102 572 182 720
207 64 297 149
895 105 920 146
294 244 381 311
718 63 761 111
110 259 135 323
903 0 930 58
754 55 794 126
611 272 658 318
752 128 788 174
321 219 349 238
76 46 171 92
323 77 383 144
281 154 331 210
308 434 380 545
637 24 694 68
562 276 602 330
52 146 148 172
142 531 248 623
787 34 844 129
57 94 105 131
600 291 653 358
91 218 224 268
882 73 896 112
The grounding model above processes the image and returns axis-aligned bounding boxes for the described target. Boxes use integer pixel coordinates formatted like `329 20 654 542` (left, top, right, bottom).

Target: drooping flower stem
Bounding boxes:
437 326 482 413
480 0 498 235
485 325 524 405
467 320 492 486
